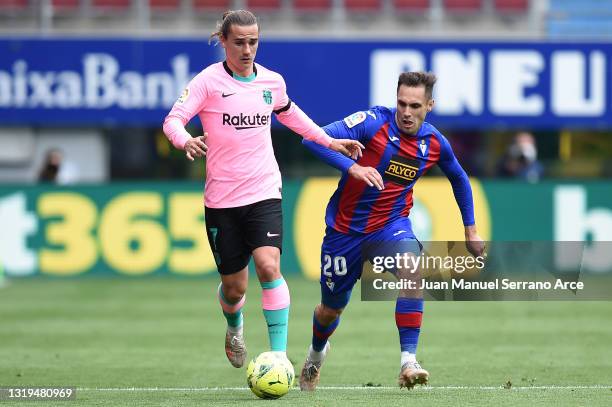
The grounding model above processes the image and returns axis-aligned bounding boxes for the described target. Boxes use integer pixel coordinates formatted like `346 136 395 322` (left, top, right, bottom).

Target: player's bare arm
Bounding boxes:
183 132 208 161
347 163 384 190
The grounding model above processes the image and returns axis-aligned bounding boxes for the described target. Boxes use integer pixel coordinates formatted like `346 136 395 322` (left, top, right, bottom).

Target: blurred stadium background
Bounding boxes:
0 1 611 405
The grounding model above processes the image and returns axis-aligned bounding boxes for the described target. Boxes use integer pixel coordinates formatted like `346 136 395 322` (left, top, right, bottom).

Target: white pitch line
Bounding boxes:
77 385 610 392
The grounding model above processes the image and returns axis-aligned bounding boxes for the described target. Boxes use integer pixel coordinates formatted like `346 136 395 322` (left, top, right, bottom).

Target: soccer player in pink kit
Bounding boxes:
163 10 363 369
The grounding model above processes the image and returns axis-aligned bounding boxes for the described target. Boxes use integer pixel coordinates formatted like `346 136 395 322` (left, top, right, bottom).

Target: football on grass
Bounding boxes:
246 351 294 399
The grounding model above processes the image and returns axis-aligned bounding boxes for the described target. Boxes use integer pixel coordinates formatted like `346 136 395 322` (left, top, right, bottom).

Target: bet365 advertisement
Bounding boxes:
1 180 610 278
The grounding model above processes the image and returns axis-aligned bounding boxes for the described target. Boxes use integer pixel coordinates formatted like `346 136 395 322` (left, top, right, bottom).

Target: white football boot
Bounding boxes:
398 360 429 389
299 342 330 391
224 329 247 368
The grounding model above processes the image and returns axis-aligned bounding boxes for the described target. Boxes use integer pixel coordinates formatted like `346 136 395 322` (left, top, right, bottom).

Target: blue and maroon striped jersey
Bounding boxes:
303 106 475 235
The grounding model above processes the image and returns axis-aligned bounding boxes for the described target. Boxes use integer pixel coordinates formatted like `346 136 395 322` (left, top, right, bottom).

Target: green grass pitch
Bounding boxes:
1 275 610 406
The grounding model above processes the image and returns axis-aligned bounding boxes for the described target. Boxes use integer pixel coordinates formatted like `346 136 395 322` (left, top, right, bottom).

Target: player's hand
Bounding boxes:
329 139 365 160
184 132 208 161
347 164 384 190
465 225 486 258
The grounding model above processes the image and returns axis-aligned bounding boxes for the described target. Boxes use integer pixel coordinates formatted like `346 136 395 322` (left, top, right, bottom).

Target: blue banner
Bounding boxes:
0 37 219 126
1 38 611 129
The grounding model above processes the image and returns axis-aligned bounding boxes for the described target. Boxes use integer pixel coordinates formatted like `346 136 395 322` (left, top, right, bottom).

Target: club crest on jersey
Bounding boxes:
384 155 421 186
326 279 335 291
177 87 189 104
262 89 272 105
419 139 428 156
343 111 367 128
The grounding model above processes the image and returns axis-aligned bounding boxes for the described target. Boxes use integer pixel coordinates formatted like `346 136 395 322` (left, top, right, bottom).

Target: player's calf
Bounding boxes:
218 283 247 368
300 304 342 391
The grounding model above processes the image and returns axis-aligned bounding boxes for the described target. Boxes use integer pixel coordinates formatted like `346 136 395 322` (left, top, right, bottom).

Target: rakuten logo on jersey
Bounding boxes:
222 113 270 130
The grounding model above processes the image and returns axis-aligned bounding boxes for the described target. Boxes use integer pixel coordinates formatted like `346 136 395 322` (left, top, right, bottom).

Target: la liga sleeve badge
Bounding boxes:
177 87 189 104
343 111 366 128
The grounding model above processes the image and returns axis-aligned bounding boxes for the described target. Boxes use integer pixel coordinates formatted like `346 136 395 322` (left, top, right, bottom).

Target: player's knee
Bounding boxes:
316 303 343 325
396 267 420 280
256 262 281 282
224 282 247 302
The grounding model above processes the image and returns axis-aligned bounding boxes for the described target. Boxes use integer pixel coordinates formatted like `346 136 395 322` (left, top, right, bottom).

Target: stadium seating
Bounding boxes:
51 0 81 10
547 0 612 39
192 0 231 12
293 0 332 13
344 0 382 13
92 0 131 11
149 0 181 11
50 0 80 16
0 0 538 21
443 0 482 13
0 0 542 36
548 0 612 17
548 18 612 39
0 0 28 11
494 0 528 13
393 0 430 13
247 0 283 12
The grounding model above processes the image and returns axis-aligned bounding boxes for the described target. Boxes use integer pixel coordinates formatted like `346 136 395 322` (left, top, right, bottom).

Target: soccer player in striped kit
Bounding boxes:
298 72 485 390
163 10 363 369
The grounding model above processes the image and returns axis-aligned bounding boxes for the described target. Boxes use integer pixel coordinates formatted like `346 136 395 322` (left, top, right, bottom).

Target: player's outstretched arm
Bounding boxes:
275 103 363 159
437 134 484 256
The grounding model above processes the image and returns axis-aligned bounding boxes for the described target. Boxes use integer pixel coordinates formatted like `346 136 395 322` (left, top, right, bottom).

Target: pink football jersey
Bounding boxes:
163 62 332 208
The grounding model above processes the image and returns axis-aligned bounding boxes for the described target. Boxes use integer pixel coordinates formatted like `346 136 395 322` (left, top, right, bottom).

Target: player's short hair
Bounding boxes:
397 72 437 100
209 10 259 44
